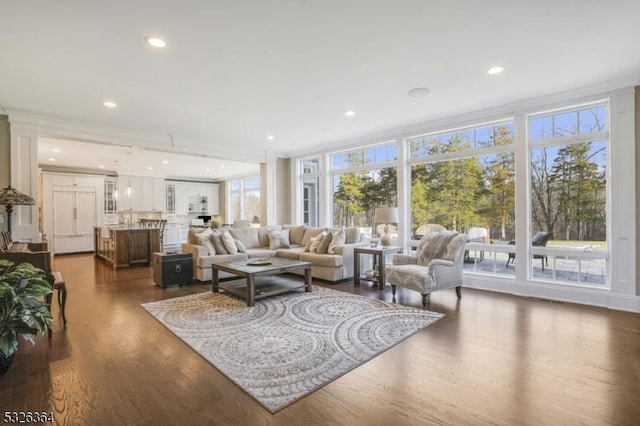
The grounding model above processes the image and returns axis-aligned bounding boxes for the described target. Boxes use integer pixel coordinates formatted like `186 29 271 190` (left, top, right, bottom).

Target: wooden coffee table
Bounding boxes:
211 257 312 306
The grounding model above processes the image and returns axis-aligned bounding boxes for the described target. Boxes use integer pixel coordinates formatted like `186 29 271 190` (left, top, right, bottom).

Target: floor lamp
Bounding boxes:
0 185 36 236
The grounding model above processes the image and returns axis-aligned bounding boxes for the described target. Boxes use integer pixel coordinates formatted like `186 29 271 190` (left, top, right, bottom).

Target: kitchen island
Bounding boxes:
94 226 161 269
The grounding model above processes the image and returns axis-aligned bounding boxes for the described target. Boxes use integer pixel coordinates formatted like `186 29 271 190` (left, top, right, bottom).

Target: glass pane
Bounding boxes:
229 179 240 191
302 158 320 174
245 190 260 224
331 142 396 169
244 176 260 189
530 141 607 283
409 135 438 158
410 153 514 240
553 111 578 137
579 105 607 134
475 126 493 148
530 116 553 141
494 124 514 145
230 192 241 221
332 167 397 228
302 176 320 226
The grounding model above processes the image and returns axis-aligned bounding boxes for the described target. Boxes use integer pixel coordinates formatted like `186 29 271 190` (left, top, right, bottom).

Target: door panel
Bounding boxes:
76 191 97 236
53 191 75 237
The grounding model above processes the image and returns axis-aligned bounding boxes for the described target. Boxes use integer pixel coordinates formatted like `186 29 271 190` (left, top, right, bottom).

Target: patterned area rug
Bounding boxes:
142 285 443 413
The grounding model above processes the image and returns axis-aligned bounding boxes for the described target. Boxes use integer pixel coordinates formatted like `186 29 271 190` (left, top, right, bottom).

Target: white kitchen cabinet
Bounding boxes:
52 188 97 254
174 182 188 215
167 181 218 216
152 178 165 211
118 175 164 211
207 184 220 215
43 172 105 253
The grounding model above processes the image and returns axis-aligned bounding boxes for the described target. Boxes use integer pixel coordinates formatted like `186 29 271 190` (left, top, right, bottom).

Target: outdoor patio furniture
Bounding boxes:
413 223 446 239
506 231 554 271
464 226 489 262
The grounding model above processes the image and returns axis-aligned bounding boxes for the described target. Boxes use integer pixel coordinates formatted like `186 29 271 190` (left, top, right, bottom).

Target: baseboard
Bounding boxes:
463 273 640 313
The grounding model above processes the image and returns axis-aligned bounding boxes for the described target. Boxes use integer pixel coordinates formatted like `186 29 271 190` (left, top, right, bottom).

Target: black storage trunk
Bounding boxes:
153 252 193 287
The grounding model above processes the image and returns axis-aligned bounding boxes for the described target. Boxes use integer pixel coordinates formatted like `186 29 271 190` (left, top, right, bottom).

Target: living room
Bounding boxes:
1 2 640 424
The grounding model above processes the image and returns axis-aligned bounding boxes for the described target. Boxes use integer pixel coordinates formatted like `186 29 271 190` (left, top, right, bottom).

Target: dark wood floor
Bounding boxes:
1 254 639 425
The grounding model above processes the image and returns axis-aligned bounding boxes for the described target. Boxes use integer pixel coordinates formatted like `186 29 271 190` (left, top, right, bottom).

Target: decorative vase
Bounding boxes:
0 352 16 376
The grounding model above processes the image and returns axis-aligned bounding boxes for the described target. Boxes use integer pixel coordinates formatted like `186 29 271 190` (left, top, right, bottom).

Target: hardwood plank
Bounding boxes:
1 254 638 425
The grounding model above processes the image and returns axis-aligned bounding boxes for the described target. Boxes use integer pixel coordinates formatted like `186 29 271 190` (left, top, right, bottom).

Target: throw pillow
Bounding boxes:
328 228 346 254
443 234 462 261
318 231 333 254
221 230 238 254
210 233 228 255
309 231 327 253
268 229 291 250
235 239 246 253
195 228 215 255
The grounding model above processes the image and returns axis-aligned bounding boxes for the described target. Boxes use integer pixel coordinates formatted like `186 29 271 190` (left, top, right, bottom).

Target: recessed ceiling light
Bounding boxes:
345 110 356 117
267 135 275 140
408 88 431 98
146 166 153 170
220 165 225 168
146 37 167 48
98 165 105 168
162 160 169 164
48 158 55 161
52 148 61 153
103 100 117 108
487 66 505 75
206 168 211 172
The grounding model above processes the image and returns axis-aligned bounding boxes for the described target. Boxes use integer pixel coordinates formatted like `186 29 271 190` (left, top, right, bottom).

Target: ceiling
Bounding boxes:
38 137 259 180
2 1 640 167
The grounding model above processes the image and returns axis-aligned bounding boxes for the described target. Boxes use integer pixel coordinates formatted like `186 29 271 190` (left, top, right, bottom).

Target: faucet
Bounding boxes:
128 209 133 228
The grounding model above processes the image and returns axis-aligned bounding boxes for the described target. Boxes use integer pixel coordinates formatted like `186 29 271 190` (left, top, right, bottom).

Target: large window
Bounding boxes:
408 121 515 237
228 176 261 224
528 103 608 285
294 99 614 289
331 142 397 235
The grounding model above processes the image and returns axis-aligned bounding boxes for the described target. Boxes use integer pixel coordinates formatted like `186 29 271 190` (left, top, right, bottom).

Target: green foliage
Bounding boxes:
0 259 53 357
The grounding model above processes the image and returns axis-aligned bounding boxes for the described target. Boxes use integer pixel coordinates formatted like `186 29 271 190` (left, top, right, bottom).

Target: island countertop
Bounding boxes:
94 226 161 268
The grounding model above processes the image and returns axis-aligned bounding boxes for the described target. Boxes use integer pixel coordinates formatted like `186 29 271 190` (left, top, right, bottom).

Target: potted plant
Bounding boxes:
209 219 221 229
0 259 52 376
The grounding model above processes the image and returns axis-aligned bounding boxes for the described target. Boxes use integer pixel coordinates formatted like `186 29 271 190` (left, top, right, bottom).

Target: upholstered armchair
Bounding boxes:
386 231 466 308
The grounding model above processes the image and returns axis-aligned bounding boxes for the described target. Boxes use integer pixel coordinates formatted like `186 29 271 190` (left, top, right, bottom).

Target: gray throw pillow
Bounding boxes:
235 239 246 253
210 233 228 254
318 231 333 254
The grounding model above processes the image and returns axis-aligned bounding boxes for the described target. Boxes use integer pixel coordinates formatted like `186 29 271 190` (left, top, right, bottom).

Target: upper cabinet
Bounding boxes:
117 175 165 212
168 181 219 216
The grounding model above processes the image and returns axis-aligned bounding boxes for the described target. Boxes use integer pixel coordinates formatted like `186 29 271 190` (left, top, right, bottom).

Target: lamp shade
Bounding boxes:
0 185 36 235
0 186 36 207
374 207 398 224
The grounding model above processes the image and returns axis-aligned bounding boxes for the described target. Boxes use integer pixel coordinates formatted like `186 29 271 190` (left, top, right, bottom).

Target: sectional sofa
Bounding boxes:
181 225 367 282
